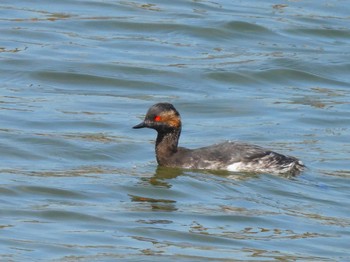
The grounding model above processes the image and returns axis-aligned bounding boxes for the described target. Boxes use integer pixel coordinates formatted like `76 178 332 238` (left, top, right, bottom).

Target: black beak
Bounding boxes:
133 121 147 129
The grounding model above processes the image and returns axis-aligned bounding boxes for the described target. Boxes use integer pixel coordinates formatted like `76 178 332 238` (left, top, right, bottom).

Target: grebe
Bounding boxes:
133 103 304 176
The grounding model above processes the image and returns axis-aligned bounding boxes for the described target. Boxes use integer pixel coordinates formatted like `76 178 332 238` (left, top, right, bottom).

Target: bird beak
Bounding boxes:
133 121 147 129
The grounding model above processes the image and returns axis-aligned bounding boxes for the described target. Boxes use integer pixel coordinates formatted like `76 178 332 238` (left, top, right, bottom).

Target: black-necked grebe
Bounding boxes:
133 103 304 176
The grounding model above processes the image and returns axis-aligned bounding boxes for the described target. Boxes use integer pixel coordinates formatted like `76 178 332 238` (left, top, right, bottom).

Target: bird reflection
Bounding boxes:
129 165 277 212
129 194 177 211
147 166 184 188
129 167 184 212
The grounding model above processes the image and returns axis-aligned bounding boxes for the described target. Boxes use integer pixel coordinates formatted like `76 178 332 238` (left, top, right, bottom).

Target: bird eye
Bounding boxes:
154 115 161 122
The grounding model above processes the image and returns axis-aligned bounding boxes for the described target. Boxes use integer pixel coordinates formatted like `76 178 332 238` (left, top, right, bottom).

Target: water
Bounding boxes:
1 0 350 260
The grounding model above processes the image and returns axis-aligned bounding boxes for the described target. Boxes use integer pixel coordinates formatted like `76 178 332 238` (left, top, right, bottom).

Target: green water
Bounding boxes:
1 0 350 261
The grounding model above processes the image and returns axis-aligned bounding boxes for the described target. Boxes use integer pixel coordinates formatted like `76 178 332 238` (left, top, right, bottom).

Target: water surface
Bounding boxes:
1 0 350 261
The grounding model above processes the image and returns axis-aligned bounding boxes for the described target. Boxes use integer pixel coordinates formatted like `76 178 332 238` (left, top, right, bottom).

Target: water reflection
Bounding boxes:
147 166 261 186
129 167 183 212
129 194 177 212
129 166 268 213
147 166 184 188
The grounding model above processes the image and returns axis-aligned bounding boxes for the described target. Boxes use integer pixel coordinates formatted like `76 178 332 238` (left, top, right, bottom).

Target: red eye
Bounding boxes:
154 115 161 122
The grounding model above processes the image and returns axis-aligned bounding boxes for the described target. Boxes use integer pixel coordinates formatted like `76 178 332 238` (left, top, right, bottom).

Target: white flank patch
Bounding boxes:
227 162 245 172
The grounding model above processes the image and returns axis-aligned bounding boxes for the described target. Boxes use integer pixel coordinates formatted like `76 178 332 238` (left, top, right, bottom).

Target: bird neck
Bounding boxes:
155 127 181 165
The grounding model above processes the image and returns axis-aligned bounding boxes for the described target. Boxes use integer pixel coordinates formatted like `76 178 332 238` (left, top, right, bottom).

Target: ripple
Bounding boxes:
224 20 274 34
13 185 87 198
